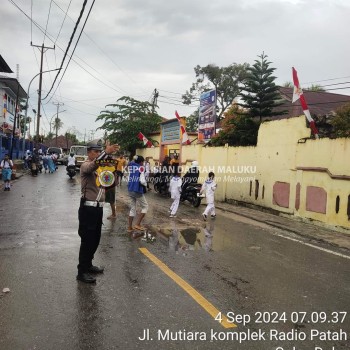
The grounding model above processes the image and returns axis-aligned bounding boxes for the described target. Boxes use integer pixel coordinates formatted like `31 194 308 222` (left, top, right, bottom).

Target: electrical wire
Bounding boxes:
9 0 141 100
302 75 350 85
42 0 89 100
54 0 72 45
45 0 97 104
157 99 198 107
43 0 53 44
52 0 148 95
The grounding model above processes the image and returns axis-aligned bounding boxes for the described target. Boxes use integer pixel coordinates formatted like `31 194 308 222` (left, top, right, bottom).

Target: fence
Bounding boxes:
0 134 46 161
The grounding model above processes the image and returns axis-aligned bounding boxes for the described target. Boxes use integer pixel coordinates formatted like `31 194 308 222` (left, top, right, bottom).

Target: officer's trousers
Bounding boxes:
78 204 103 273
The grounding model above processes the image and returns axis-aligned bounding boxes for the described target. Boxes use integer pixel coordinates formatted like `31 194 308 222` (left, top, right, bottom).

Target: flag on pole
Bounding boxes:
292 67 319 138
175 111 191 145
137 132 154 148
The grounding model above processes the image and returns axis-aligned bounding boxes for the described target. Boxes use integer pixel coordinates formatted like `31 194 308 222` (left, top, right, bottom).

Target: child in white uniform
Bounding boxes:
201 172 217 220
169 172 182 217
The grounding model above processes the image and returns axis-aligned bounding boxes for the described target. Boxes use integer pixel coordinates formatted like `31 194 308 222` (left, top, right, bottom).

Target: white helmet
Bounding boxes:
191 160 198 167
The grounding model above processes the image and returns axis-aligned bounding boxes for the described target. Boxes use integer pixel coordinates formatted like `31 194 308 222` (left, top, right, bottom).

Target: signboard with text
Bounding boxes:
198 90 216 142
161 120 180 143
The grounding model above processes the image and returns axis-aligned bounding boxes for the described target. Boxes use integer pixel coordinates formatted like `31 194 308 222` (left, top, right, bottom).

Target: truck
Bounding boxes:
69 145 88 167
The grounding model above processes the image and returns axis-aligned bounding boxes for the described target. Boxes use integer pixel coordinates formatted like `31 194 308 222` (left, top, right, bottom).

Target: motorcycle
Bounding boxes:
153 172 170 196
180 183 202 207
66 165 76 179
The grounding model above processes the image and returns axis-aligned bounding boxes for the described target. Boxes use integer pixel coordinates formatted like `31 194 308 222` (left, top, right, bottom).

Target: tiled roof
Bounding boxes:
44 135 74 150
274 87 350 119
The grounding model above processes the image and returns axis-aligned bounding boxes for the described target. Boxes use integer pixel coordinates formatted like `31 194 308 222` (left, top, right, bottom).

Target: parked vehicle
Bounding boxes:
180 183 202 207
70 145 87 167
153 172 170 196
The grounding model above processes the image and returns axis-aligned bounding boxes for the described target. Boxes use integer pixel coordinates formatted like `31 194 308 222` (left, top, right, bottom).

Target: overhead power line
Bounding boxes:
45 0 96 104
52 0 148 95
54 0 73 44
42 0 89 100
43 0 53 44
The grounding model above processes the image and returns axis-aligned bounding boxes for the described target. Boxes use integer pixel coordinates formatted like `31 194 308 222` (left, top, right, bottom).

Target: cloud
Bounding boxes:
1 0 350 139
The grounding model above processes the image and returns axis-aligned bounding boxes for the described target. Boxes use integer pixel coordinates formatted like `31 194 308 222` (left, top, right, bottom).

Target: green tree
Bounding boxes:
210 104 260 146
19 115 32 135
331 103 350 137
182 63 249 120
185 110 199 132
96 96 162 155
283 81 293 88
53 117 63 139
306 84 325 92
240 52 286 122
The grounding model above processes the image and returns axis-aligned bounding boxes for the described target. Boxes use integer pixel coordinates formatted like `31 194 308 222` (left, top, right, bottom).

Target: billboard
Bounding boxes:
198 90 216 142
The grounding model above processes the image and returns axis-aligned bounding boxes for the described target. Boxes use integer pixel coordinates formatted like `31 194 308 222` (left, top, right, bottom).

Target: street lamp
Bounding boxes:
22 69 60 155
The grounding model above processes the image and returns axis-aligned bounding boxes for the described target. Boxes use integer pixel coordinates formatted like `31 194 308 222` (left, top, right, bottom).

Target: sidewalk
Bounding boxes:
215 200 350 251
117 182 350 252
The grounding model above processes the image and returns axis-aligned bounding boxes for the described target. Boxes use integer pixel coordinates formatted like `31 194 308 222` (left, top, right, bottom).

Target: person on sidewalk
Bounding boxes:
0 154 13 191
105 156 118 220
116 155 127 186
127 155 149 234
77 139 119 284
169 171 182 218
144 157 151 191
200 172 217 221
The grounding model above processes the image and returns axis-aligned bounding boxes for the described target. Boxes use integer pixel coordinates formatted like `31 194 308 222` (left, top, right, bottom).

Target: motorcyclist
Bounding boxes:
66 152 76 175
182 160 199 191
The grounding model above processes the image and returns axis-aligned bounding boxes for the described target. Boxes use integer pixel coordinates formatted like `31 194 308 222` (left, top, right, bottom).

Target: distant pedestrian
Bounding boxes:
169 171 182 218
127 155 148 232
116 155 127 186
1 154 13 191
47 154 56 173
200 172 217 221
42 154 49 173
170 154 180 174
105 156 118 220
144 157 151 190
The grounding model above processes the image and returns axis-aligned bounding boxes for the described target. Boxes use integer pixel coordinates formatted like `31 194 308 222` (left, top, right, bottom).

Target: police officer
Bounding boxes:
77 139 119 283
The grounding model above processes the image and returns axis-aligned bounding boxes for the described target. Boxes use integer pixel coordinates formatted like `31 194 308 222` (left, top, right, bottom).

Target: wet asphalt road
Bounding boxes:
0 167 349 350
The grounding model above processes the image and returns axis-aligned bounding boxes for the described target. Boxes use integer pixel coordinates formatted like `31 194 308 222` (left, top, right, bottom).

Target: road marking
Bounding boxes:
272 232 350 260
139 247 236 329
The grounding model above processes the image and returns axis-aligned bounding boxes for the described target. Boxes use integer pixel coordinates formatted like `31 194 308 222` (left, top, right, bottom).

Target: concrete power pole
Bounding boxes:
31 42 55 140
152 88 159 114
53 102 64 146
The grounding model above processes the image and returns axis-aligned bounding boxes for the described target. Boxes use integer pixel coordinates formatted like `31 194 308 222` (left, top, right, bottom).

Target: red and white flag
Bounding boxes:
175 111 191 145
292 67 319 138
137 132 154 148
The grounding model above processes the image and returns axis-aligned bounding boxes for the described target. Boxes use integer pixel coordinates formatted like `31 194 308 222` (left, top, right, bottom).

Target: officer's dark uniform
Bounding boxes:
77 139 109 283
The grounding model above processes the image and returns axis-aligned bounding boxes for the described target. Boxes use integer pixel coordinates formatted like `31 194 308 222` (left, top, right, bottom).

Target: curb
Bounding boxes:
215 203 350 252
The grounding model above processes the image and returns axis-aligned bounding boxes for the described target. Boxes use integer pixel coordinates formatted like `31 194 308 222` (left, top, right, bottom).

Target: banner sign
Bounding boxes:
161 120 180 142
198 90 216 142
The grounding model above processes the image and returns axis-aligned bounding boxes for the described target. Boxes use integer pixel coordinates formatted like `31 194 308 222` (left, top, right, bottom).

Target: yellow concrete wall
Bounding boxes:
136 115 350 229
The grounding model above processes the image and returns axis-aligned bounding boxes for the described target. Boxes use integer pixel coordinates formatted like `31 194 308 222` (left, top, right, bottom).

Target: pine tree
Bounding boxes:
240 53 286 122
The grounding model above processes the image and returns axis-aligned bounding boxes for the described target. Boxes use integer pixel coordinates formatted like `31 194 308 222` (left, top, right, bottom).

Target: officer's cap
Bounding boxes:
87 139 103 151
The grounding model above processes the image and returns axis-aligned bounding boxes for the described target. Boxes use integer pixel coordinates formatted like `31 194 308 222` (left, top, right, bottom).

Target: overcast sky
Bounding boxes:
1 0 350 140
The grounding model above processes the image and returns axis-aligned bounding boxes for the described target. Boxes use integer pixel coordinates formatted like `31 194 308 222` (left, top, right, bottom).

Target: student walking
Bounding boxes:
169 171 182 218
0 154 13 191
200 172 217 221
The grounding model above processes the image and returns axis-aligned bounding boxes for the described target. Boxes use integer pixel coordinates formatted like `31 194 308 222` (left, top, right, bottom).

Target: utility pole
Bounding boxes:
53 102 64 146
151 88 159 114
31 42 55 141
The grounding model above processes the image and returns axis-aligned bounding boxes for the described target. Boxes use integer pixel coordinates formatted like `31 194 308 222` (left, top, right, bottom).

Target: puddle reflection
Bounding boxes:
167 219 216 253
